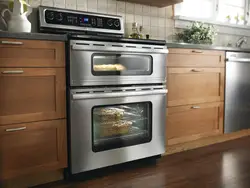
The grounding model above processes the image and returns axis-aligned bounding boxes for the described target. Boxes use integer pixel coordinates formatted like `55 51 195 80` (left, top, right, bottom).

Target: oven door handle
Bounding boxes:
71 44 169 54
71 89 168 100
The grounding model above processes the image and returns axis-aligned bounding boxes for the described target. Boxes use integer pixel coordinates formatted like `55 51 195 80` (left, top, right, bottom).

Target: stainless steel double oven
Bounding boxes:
69 39 168 174
38 4 168 177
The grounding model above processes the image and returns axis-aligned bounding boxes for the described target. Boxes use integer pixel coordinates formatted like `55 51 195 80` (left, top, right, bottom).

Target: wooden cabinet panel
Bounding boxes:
0 119 67 180
167 48 225 67
166 102 224 145
0 39 65 67
0 68 66 125
167 67 225 107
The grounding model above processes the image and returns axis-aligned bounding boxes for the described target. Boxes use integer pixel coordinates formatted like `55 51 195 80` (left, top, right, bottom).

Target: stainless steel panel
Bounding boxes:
69 88 166 174
225 52 250 133
69 40 168 86
38 6 124 35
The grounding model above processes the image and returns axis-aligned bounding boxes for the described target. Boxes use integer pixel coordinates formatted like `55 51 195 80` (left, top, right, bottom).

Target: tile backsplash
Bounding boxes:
0 0 249 47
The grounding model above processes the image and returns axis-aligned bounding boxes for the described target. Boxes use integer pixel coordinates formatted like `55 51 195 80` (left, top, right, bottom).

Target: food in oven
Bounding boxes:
94 108 125 121
99 120 133 137
93 64 126 71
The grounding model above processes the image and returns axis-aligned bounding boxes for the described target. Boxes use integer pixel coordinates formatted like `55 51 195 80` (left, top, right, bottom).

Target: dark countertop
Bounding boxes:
0 31 67 41
166 42 250 53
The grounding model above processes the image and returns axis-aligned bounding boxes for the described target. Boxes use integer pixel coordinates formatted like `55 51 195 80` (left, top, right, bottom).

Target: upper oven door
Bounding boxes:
69 40 168 86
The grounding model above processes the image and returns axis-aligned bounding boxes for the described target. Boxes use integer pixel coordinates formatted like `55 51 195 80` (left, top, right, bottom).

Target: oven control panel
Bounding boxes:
39 6 124 34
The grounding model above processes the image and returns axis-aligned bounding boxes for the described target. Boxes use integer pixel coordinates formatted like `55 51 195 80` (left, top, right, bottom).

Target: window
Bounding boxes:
217 0 245 24
175 0 216 20
175 0 249 26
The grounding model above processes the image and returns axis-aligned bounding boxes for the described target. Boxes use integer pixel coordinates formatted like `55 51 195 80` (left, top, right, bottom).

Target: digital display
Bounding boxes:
84 17 89 23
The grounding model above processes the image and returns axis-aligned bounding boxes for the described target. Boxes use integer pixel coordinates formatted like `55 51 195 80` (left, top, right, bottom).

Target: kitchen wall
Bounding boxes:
0 0 249 47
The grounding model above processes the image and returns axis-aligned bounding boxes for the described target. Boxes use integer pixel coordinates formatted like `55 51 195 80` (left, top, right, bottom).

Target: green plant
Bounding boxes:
175 22 216 44
226 15 231 20
234 15 239 22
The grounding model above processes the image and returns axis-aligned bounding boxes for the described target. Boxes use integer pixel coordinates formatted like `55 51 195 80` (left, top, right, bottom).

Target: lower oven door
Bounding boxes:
69 87 167 174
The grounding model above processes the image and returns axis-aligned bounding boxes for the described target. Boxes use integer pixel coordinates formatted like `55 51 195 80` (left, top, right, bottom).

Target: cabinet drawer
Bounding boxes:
166 102 224 145
167 48 225 67
0 68 66 125
0 38 65 67
167 67 225 107
0 119 67 180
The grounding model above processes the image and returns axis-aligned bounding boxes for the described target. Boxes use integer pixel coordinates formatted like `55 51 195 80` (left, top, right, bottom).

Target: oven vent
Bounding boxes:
93 44 105 46
142 46 151 49
75 43 90 46
126 45 136 48
111 89 123 92
153 88 162 90
93 90 105 93
141 88 152 91
75 91 89 94
154 47 164 49
112 45 123 47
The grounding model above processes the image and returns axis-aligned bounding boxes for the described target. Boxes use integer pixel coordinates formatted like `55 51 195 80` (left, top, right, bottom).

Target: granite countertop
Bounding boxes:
0 31 67 41
166 42 250 53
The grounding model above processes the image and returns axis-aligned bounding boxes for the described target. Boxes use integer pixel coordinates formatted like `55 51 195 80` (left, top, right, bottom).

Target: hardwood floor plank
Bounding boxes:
36 136 250 188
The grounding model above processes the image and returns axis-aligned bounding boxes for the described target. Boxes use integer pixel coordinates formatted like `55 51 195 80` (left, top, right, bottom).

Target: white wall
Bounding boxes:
0 0 249 47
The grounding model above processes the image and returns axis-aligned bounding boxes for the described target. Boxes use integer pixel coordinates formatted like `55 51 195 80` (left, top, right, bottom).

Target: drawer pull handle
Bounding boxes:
2 70 24 74
191 69 203 72
1 41 23 45
192 50 203 53
191 106 201 109
6 127 27 132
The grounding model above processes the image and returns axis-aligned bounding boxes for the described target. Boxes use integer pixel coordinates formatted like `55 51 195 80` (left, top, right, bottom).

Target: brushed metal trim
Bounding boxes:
1 70 24 74
1 41 23 45
72 89 168 100
192 50 203 53
227 58 250 62
6 127 27 132
191 106 201 109
191 69 204 72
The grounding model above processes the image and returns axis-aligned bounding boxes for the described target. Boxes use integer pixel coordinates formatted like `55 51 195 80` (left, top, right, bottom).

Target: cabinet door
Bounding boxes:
0 119 67 180
0 38 65 67
167 67 225 107
166 102 224 145
0 68 66 125
167 48 225 67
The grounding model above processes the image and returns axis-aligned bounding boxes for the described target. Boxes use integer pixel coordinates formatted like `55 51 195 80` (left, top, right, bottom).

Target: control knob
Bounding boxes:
107 19 113 27
114 20 120 27
46 11 54 21
55 13 63 22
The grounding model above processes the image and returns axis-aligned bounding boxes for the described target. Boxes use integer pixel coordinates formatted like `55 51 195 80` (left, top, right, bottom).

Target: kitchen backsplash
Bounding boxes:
0 0 249 47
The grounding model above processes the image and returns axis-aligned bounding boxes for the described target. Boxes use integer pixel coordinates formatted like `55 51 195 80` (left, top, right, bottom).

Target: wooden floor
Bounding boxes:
37 136 250 188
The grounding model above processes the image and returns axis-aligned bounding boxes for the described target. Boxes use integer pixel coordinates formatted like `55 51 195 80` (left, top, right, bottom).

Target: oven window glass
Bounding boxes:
92 54 153 76
92 102 152 152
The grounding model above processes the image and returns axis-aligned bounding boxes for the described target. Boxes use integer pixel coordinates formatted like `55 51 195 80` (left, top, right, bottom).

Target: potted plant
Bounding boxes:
175 22 216 45
226 15 231 23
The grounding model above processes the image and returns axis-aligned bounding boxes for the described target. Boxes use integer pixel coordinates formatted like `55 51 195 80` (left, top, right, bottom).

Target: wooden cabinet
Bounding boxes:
167 67 225 106
166 48 226 147
0 120 67 180
0 39 67 181
0 68 66 125
167 48 225 67
167 102 224 145
0 39 65 68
